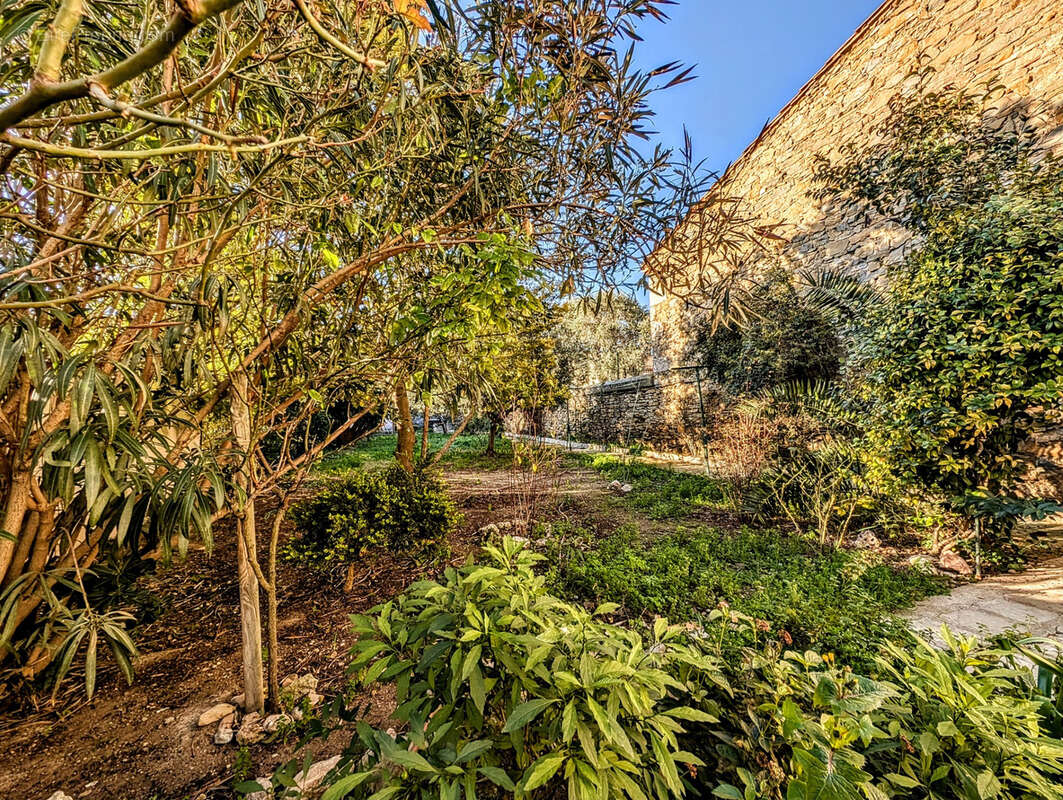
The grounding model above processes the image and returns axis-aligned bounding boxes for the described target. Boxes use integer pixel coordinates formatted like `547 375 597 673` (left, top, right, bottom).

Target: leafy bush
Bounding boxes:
815 88 1063 532
688 269 842 395
262 544 1061 800
697 627 1063 800
287 465 456 567
309 539 725 800
548 525 945 670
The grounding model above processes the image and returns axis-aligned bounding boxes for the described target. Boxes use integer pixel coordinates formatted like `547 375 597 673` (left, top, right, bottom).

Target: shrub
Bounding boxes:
260 545 1062 800
313 539 725 799
688 269 842 395
287 465 456 573
548 525 945 670
696 628 1063 800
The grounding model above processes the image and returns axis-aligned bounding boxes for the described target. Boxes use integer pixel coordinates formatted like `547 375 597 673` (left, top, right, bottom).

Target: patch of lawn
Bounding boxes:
547 524 947 670
579 453 730 518
316 433 513 473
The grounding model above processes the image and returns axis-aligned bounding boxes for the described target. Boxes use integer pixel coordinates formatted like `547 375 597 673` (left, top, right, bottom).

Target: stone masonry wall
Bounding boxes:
641 0 1063 455
541 371 716 452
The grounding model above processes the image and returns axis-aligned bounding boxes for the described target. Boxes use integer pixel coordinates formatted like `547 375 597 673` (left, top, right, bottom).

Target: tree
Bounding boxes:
554 292 650 387
0 0 715 702
687 269 842 395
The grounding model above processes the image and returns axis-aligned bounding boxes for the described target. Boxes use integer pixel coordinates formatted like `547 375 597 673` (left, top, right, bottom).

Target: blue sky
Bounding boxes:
631 0 883 175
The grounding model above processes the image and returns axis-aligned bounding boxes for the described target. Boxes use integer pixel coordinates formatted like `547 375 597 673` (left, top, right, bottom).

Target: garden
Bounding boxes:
1 1 1062 799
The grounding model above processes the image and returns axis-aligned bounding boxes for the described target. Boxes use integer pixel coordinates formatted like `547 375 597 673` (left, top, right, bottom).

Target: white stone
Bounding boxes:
197 702 236 727
46 793 74 800
852 530 881 549
214 712 236 745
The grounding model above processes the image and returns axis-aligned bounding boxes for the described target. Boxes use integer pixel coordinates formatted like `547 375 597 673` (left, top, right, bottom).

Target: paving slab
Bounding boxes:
904 556 1063 641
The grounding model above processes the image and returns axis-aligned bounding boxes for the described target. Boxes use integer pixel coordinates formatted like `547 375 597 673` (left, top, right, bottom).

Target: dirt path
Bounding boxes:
904 555 1063 640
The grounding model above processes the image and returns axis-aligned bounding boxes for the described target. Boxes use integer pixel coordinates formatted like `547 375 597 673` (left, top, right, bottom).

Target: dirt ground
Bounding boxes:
0 464 620 800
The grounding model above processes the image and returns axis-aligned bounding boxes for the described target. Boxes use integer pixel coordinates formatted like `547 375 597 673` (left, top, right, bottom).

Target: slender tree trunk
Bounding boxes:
487 418 498 456
395 380 415 473
231 372 265 713
0 468 32 585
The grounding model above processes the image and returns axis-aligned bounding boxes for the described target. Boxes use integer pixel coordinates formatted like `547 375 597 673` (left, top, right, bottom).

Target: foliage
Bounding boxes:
554 292 651 386
287 465 456 567
689 270 842 394
547 525 945 671
269 545 1060 800
582 454 729 519
699 628 1063 800
306 538 725 800
743 438 876 545
814 88 1063 518
1 0 713 696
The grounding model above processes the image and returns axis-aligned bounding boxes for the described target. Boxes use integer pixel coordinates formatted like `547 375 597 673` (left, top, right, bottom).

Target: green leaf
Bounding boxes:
712 785 744 800
502 698 557 733
522 752 565 791
320 772 374 800
478 766 516 792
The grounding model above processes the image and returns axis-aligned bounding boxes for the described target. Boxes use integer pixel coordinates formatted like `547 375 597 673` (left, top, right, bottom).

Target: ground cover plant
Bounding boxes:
318 434 515 474
580 453 731 519
547 524 946 670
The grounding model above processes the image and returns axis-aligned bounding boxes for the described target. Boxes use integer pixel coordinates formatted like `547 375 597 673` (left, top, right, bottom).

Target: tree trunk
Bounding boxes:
231 372 265 714
395 380 415 473
0 468 32 585
487 418 498 456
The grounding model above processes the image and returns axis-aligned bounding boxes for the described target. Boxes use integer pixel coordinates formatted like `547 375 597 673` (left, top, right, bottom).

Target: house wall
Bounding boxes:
650 0 1063 372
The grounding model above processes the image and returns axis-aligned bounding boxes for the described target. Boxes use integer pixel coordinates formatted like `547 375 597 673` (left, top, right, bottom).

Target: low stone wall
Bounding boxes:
541 369 718 454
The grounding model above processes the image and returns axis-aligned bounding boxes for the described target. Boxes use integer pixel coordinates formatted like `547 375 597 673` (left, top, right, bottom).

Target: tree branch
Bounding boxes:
0 0 246 131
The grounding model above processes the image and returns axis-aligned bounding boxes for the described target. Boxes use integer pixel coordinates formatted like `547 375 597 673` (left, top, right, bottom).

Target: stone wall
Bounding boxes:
541 370 717 452
649 0 1063 372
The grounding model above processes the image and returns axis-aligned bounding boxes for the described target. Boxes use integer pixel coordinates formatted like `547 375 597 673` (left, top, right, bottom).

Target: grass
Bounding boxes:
316 432 514 473
578 452 731 519
546 523 948 670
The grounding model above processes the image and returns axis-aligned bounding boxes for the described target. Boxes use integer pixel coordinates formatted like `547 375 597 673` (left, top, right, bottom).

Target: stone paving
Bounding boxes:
904 555 1063 641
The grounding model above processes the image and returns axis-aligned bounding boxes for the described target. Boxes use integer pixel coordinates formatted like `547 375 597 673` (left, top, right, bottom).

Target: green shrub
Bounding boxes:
697 627 1063 800
311 538 725 799
548 525 945 670
258 544 1062 800
287 465 457 566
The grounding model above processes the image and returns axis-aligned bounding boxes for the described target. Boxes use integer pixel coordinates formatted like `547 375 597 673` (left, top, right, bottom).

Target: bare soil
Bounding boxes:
0 464 623 800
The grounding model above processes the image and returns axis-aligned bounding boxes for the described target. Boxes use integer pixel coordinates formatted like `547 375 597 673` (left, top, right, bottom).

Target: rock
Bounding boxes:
232 693 245 708
262 713 291 733
853 530 881 549
244 778 273 800
214 712 236 745
46 793 74 800
294 755 342 793
908 554 935 572
608 479 623 491
619 483 633 494
939 550 973 575
281 673 318 694
197 702 236 727
237 711 264 745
